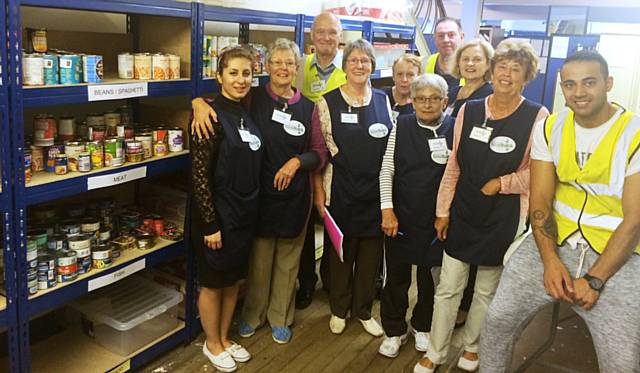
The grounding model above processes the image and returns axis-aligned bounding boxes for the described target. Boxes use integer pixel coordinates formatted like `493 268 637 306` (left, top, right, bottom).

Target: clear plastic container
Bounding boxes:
71 275 183 356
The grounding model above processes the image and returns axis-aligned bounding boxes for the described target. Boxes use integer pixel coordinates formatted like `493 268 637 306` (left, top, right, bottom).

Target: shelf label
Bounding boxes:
88 258 146 292
87 166 147 190
106 360 130 373
380 68 393 78
87 82 148 102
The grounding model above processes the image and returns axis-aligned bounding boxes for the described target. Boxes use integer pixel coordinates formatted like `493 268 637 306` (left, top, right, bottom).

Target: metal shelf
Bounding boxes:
20 0 191 18
303 15 364 31
23 79 192 108
25 150 189 205
202 5 297 26
27 238 185 317
372 22 415 35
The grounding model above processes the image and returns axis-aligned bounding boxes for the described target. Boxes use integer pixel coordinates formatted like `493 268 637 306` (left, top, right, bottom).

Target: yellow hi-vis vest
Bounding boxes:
302 54 346 103
545 108 640 254
423 53 465 86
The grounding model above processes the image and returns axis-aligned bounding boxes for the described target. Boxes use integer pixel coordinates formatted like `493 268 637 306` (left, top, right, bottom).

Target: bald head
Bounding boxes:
311 12 342 59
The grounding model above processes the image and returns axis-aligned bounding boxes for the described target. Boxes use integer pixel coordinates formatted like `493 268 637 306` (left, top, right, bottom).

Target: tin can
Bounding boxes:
25 150 32 184
153 216 165 236
59 54 81 84
167 54 180 79
125 140 144 163
30 145 44 172
136 232 156 250
78 152 91 172
74 245 91 274
118 53 134 79
152 53 169 80
104 137 124 167
60 222 82 237
47 233 67 251
90 126 106 141
92 246 112 269
58 116 76 141
134 53 152 80
87 141 104 169
168 128 184 152
27 236 39 252
37 253 56 290
82 55 104 83
28 229 48 250
118 105 131 126
76 122 89 139
86 113 105 127
98 227 111 244
153 141 168 157
135 134 153 159
124 127 135 139
34 114 57 146
42 54 58 85
45 144 64 173
152 127 168 142
55 154 68 175
64 141 85 172
23 54 44 86
68 234 91 251
81 219 101 234
57 250 78 282
31 28 47 53
104 111 120 136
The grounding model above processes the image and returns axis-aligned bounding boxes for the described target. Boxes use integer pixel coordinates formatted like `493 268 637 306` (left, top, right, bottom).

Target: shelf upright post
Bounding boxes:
295 14 305 50
239 22 250 45
194 2 205 97
362 20 373 43
6 0 31 371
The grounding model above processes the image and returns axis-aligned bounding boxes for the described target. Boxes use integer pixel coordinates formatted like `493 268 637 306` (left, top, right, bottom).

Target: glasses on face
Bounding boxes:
414 96 444 104
347 57 372 66
269 60 296 68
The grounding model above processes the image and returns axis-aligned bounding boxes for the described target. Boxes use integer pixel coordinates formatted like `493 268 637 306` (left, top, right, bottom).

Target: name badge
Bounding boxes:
238 128 252 143
368 123 389 138
341 112 359 124
391 110 400 121
310 80 326 93
469 126 493 143
271 109 292 125
428 137 448 152
489 136 517 154
249 134 262 151
283 120 306 137
431 149 451 165
444 105 454 117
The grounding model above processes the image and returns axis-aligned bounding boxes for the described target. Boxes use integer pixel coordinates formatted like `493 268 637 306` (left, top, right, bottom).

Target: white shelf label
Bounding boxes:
88 259 146 292
87 82 148 101
87 166 147 190
380 68 393 78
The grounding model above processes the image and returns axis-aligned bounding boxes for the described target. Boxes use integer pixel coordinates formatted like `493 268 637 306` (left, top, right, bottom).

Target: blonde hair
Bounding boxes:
392 53 422 75
491 39 539 83
451 39 494 81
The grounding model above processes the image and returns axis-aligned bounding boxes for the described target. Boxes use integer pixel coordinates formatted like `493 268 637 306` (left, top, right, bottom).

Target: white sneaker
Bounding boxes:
225 342 251 363
457 354 479 372
412 330 430 352
202 343 237 372
378 334 408 358
329 315 346 334
413 357 436 373
359 318 384 337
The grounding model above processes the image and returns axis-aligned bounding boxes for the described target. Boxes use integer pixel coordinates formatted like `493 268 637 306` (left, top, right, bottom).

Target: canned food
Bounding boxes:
81 219 100 233
27 229 48 249
86 141 104 169
168 54 180 79
74 246 92 274
58 116 76 141
59 54 81 85
64 141 85 172
152 53 169 80
168 128 184 152
134 53 152 80
86 113 105 127
23 54 44 86
30 145 44 172
77 152 91 172
82 55 104 83
118 105 131 126
25 150 32 184
34 114 57 147
135 134 153 159
136 232 156 250
152 127 168 142
153 216 165 236
124 126 135 139
45 144 64 172
31 28 47 53
27 248 38 262
153 141 168 157
104 111 120 136
37 253 56 290
47 233 67 251
104 137 124 167
67 234 91 251
28 278 38 295
118 53 134 79
57 250 78 282
42 54 58 85
92 246 112 269
90 126 106 141
55 154 68 175
98 227 111 244
27 237 39 252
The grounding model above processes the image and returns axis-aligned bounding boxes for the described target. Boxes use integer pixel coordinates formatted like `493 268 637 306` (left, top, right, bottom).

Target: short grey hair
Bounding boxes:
410 73 448 99
342 39 376 71
266 38 301 66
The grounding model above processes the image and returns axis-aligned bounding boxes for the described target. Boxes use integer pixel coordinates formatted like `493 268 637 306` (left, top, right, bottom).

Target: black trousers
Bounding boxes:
380 248 435 336
329 235 383 319
297 209 331 292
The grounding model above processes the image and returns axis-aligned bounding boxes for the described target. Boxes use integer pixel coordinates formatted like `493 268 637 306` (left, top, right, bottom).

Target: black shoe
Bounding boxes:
295 289 314 310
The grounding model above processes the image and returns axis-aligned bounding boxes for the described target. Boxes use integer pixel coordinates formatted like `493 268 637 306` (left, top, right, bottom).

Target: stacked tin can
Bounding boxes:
23 52 102 86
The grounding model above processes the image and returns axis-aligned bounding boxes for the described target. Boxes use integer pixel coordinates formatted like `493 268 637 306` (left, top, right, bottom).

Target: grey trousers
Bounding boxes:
480 235 640 373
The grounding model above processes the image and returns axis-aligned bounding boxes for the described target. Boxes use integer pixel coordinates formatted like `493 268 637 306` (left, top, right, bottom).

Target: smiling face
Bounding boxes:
413 86 448 124
491 57 527 97
393 60 420 96
434 20 464 57
344 48 372 85
311 13 342 59
266 48 297 87
217 57 252 101
458 45 489 81
560 60 612 123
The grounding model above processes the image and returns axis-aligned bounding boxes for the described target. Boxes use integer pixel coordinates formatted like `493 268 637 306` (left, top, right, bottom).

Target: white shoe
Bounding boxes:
413 358 436 373
358 318 384 337
225 342 251 363
457 354 479 372
202 343 237 372
329 315 346 334
412 330 430 352
378 334 408 358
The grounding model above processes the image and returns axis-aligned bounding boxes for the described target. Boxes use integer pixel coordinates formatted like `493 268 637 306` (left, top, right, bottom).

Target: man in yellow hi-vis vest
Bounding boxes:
423 17 465 91
480 50 640 372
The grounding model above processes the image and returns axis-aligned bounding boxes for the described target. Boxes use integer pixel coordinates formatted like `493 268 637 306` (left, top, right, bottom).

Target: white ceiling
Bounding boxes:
446 0 640 6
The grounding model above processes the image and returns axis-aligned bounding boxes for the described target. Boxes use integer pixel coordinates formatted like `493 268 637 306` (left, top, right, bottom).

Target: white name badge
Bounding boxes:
368 123 390 138
444 105 454 117
428 137 448 152
490 136 517 154
238 128 252 143
431 149 451 165
469 126 493 143
249 134 262 151
310 80 326 93
391 110 400 121
283 120 306 137
271 109 292 125
341 113 359 124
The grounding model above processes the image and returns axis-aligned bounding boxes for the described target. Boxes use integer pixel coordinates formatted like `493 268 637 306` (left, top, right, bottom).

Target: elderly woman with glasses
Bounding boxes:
377 73 454 358
414 39 549 373
312 38 393 337
191 38 323 345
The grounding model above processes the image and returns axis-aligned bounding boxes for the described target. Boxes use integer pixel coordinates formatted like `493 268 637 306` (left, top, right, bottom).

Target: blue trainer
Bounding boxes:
238 320 255 338
271 326 292 344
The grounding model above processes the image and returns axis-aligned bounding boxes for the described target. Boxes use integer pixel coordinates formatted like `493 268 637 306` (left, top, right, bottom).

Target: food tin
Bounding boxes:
45 144 64 172
104 137 124 167
104 111 120 136
98 227 111 244
60 222 82 237
56 250 78 282
74 245 92 274
134 53 152 80
23 54 44 86
47 233 67 251
27 229 48 250
152 53 169 80
37 253 56 290
152 127 168 142
135 134 153 159
86 140 104 169
58 115 76 141
168 54 181 79
86 113 105 127
31 28 48 53
42 54 58 85
77 152 91 172
153 141 168 157
59 54 81 84
117 52 134 79
168 128 184 152
136 232 156 250
25 150 32 184
34 114 56 147
30 145 44 172
125 140 144 163
64 141 85 172
82 55 104 83
54 154 68 175
89 126 106 141
118 105 131 126
92 245 112 269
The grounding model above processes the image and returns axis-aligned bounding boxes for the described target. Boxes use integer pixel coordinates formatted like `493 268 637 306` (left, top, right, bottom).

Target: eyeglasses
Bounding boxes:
414 96 444 104
269 60 297 68
347 57 372 66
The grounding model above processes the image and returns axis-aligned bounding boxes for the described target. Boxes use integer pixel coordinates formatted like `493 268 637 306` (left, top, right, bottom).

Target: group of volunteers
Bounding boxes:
188 11 640 373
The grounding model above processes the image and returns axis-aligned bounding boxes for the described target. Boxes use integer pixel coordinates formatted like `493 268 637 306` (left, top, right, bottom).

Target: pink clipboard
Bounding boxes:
323 209 344 263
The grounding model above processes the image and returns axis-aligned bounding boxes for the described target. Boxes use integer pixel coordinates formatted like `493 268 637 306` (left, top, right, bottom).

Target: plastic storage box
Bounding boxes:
71 275 183 356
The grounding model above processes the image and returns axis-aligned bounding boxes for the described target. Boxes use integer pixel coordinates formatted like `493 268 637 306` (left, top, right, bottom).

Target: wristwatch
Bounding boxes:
583 273 605 292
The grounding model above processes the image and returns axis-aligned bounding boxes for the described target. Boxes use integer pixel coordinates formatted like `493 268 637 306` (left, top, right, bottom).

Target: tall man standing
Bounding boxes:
481 50 640 372
423 17 465 91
